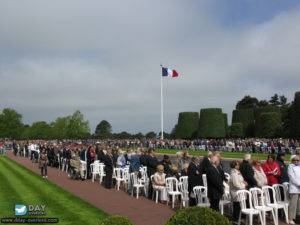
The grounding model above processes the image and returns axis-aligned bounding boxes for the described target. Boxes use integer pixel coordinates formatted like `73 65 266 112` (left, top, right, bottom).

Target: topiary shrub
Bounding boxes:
198 108 226 138
165 207 230 225
254 106 280 137
100 215 133 225
175 112 199 139
293 91 300 138
223 113 229 138
259 112 282 138
230 123 243 138
232 109 255 137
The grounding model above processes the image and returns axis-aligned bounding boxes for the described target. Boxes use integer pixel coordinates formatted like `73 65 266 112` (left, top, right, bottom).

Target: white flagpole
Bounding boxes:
160 65 164 140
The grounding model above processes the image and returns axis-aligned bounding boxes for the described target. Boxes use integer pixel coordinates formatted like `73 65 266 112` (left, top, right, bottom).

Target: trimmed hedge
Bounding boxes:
175 112 199 139
293 91 300 138
100 216 133 225
198 108 226 138
232 109 255 137
259 112 282 138
223 113 229 138
254 106 280 137
165 206 230 225
230 123 243 138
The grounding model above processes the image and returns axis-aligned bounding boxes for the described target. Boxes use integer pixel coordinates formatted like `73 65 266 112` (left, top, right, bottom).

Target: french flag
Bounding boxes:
162 67 178 77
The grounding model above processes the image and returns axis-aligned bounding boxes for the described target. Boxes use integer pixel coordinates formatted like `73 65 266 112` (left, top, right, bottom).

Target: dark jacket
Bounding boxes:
276 159 289 184
206 165 224 200
160 160 172 176
139 153 148 166
147 155 158 177
104 154 114 172
199 156 211 174
218 162 228 182
240 160 257 188
188 162 203 194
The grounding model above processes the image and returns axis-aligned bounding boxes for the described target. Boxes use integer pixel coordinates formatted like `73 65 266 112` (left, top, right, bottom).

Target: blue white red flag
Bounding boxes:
162 67 178 77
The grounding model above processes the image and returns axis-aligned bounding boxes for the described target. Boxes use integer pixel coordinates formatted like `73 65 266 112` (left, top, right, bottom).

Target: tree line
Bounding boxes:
1 91 299 140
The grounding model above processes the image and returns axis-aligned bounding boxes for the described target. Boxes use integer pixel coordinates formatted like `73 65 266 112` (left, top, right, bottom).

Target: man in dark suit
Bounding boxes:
146 148 158 199
199 151 213 174
104 148 114 189
206 156 224 212
239 154 257 189
188 156 203 206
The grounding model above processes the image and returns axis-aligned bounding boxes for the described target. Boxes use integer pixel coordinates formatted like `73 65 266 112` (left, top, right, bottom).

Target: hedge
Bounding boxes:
293 91 300 138
100 215 133 225
254 106 280 137
230 123 243 138
198 108 226 138
175 112 199 139
232 109 255 137
165 206 230 225
259 112 282 138
223 113 229 138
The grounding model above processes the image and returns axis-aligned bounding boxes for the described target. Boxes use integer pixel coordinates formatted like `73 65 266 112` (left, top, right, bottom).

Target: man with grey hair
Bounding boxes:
240 154 257 189
206 156 224 211
199 151 213 174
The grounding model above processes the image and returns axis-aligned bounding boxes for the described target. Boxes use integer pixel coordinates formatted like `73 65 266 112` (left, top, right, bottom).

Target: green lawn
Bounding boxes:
0 155 109 225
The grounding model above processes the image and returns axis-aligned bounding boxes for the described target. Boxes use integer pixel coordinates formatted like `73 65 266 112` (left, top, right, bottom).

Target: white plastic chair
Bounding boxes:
91 163 101 182
130 173 146 199
166 177 181 209
224 172 230 181
151 175 161 203
114 168 126 191
202 174 207 188
80 160 87 179
273 184 289 205
250 187 277 225
236 190 263 225
179 176 189 208
98 164 106 184
219 192 232 215
193 186 210 207
262 186 289 224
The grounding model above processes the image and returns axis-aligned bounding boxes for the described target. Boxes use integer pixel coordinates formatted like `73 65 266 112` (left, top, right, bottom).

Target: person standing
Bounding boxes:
262 154 281 186
187 156 203 206
206 156 224 212
229 161 247 223
199 151 213 175
104 148 114 189
147 148 158 199
128 150 141 195
86 146 96 179
240 154 257 189
253 158 267 187
288 155 300 225
276 152 289 184
39 149 49 178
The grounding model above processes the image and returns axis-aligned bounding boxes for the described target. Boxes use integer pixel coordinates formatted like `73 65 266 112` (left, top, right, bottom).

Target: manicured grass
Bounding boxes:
0 155 109 225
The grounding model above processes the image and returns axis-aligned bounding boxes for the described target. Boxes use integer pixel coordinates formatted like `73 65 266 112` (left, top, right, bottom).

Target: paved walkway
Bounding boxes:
6 151 174 225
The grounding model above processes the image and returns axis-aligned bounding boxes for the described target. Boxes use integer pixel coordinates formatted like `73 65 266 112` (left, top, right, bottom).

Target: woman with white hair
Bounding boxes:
116 149 126 168
154 165 168 204
288 155 300 224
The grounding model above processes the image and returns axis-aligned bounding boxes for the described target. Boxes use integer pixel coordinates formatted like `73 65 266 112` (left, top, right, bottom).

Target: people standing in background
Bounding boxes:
86 146 96 179
39 149 49 178
147 148 158 199
104 148 114 189
288 155 300 225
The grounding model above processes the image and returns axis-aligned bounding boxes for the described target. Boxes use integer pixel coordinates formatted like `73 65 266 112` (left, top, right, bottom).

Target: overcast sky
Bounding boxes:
1 0 300 134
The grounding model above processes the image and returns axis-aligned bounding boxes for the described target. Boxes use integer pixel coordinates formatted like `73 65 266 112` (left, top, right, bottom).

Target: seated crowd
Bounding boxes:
7 140 300 224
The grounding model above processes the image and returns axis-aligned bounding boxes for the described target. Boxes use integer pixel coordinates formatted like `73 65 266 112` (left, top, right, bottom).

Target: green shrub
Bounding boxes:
254 106 280 137
198 108 226 138
259 112 282 138
293 91 300 138
165 207 230 225
230 123 243 138
100 215 133 225
223 113 229 138
175 112 199 139
232 109 255 137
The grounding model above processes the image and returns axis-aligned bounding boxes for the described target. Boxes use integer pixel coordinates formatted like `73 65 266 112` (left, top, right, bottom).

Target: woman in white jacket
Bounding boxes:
253 158 267 187
230 161 248 223
288 155 300 224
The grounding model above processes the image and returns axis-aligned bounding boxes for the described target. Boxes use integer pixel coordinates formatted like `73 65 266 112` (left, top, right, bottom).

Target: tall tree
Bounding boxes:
66 110 90 139
95 120 112 139
145 131 156 139
28 121 52 139
51 116 70 139
269 94 280 106
236 96 259 109
0 108 24 139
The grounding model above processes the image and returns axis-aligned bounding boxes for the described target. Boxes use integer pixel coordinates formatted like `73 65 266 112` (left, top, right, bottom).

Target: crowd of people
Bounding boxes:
2 139 300 224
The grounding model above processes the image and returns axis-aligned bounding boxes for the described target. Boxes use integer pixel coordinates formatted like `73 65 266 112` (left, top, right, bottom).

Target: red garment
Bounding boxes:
262 161 281 185
90 151 95 161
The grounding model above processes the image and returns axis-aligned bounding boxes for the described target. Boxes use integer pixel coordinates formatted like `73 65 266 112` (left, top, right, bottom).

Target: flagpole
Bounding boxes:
160 65 164 140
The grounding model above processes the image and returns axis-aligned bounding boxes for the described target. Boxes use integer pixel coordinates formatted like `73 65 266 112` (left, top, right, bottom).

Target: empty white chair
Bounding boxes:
250 187 277 225
193 186 210 207
225 172 230 181
114 168 126 191
179 176 189 208
91 163 101 182
166 177 181 209
262 186 289 224
219 192 232 215
98 164 106 184
130 173 146 199
80 160 87 179
273 184 289 205
236 190 263 225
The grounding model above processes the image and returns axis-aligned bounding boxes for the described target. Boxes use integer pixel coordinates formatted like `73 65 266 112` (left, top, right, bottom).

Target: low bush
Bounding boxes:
100 215 133 225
